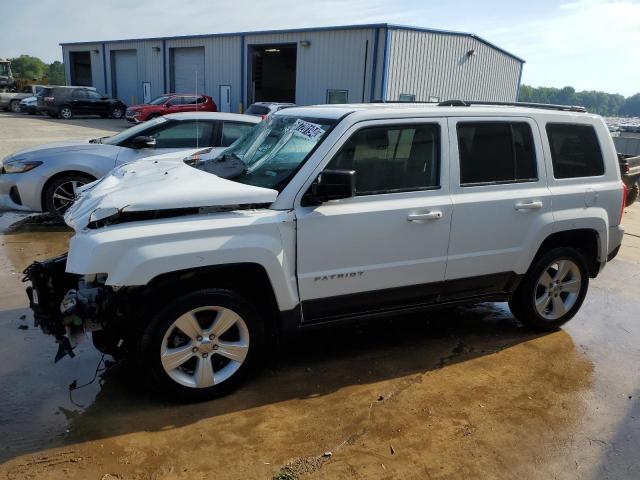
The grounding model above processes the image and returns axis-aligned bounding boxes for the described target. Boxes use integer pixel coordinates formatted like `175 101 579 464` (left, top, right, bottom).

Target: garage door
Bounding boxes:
112 50 138 107
171 47 205 94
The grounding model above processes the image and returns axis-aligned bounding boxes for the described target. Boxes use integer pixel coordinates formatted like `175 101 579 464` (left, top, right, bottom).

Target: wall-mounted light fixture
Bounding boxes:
152 46 161 52
300 40 311 47
92 49 99 54
265 48 280 53
467 49 477 57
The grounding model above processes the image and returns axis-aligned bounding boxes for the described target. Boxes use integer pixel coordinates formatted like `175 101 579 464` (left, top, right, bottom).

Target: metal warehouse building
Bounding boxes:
60 23 524 112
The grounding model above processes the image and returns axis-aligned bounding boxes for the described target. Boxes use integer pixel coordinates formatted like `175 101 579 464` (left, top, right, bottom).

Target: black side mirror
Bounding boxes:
303 169 356 206
131 135 156 149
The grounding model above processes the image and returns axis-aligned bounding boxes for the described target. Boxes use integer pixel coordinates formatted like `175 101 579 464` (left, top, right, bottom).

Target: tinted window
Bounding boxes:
72 89 89 100
221 122 254 147
195 96 207 104
87 90 103 100
182 96 197 105
457 122 537 186
167 97 183 106
151 121 215 148
546 123 604 178
327 124 440 195
246 104 270 115
327 90 348 104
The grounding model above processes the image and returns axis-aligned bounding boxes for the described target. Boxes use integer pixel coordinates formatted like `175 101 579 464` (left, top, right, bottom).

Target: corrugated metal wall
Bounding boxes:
244 28 377 105
63 44 105 92
61 25 523 112
385 29 522 102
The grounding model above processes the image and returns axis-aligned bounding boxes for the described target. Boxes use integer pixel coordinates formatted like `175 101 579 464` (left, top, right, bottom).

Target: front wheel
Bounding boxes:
509 247 589 330
110 106 124 119
10 100 21 113
140 289 264 401
43 173 94 219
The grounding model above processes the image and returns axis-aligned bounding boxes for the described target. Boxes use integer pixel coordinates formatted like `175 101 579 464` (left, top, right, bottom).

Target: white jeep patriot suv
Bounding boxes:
24 101 626 400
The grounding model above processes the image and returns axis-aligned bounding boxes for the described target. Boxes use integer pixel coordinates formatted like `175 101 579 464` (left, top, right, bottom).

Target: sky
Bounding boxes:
0 0 638 96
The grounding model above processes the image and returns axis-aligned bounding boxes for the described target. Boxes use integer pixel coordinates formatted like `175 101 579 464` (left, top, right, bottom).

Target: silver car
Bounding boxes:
0 112 260 218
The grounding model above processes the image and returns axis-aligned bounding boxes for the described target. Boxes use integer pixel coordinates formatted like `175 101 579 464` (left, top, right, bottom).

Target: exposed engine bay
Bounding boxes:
23 254 123 361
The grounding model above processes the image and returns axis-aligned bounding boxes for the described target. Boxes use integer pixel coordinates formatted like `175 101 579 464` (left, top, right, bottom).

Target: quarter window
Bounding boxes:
457 122 537 186
546 123 604 178
151 121 214 148
326 124 440 195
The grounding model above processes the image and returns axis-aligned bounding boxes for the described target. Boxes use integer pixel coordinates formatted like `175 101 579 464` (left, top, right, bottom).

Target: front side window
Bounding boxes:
152 121 215 148
221 122 255 147
194 114 336 191
88 90 103 100
167 97 184 106
326 124 440 195
546 123 604 179
102 116 168 145
72 89 89 100
457 122 537 186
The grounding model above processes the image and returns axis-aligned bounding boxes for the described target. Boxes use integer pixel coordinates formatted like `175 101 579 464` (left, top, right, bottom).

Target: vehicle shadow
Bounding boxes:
0 110 129 131
62 303 549 444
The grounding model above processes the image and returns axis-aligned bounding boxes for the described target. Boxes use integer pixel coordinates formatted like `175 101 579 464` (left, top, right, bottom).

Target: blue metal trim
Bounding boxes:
162 39 167 94
240 35 245 112
369 28 380 102
381 28 390 102
101 43 107 92
59 23 524 64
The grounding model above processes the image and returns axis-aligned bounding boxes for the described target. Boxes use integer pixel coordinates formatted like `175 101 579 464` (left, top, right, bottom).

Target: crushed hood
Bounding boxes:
64 158 278 231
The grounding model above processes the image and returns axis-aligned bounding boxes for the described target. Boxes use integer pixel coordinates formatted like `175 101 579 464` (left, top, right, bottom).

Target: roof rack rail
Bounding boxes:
437 100 587 113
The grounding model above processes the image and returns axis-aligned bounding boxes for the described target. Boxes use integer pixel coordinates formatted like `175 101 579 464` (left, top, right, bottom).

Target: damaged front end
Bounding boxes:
23 254 119 362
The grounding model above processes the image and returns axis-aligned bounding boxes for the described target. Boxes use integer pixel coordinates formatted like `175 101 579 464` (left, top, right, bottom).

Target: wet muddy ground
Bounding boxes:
0 114 639 479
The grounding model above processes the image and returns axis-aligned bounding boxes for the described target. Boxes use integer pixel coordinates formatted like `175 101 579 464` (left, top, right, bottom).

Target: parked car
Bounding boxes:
24 102 625 401
0 112 260 218
37 86 126 119
245 101 295 119
126 94 217 123
618 153 640 205
19 95 41 114
0 84 47 113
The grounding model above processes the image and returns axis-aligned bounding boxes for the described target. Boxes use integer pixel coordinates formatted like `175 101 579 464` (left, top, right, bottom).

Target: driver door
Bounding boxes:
295 119 452 323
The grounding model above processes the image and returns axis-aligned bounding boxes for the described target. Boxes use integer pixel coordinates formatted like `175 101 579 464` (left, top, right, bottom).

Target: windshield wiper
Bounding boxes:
88 136 107 144
197 152 247 178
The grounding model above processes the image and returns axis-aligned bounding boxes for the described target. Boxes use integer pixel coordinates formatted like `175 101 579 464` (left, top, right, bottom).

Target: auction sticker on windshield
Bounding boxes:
290 119 326 140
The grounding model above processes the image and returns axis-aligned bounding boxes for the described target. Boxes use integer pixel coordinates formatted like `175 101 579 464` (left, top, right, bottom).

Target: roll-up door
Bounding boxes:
111 49 138 106
171 47 205 94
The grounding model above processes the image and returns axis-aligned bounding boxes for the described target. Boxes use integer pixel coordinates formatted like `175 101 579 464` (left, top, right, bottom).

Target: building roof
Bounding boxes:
59 23 525 63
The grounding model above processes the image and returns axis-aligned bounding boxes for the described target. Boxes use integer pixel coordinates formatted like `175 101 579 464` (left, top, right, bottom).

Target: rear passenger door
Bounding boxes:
296 119 452 322
445 118 553 297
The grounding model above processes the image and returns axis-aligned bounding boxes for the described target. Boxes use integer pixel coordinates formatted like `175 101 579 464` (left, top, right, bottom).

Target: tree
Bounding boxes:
9 54 47 80
48 61 65 85
620 94 640 117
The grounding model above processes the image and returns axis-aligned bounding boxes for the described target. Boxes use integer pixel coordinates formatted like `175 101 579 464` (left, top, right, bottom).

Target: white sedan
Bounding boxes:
0 112 260 218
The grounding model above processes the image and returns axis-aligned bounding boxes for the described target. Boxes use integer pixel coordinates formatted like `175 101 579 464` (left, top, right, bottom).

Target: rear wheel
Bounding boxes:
110 106 124 119
509 247 589 330
140 289 263 401
58 105 73 119
43 173 94 219
10 100 21 113
626 182 639 206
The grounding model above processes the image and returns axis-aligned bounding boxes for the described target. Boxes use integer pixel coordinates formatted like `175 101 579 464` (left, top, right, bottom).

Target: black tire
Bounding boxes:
10 100 21 113
43 173 94 219
626 182 639 206
110 106 124 119
58 105 73 119
509 247 589 330
140 289 264 401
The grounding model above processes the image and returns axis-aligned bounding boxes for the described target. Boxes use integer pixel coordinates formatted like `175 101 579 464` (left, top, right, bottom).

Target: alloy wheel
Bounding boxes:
534 258 582 320
51 180 85 215
10 101 21 113
160 306 250 388
60 107 72 119
112 108 123 118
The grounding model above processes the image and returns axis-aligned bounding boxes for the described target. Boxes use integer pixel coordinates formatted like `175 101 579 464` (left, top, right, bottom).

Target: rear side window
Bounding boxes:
457 122 537 186
546 123 604 179
167 97 184 106
327 123 440 195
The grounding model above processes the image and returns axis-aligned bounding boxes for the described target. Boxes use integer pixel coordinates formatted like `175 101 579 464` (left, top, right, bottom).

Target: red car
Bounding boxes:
125 93 217 123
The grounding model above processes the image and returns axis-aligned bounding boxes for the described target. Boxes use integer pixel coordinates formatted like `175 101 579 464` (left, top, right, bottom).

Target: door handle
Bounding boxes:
514 201 543 210
407 211 443 222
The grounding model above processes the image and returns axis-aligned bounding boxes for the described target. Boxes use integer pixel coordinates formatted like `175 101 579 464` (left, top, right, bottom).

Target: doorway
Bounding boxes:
249 44 296 104
219 85 231 112
69 51 92 86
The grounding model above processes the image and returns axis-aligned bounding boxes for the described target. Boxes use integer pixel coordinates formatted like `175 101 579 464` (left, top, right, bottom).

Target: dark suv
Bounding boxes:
38 87 127 119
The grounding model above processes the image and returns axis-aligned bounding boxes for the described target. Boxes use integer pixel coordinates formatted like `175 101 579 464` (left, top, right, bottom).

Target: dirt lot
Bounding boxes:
0 112 639 479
